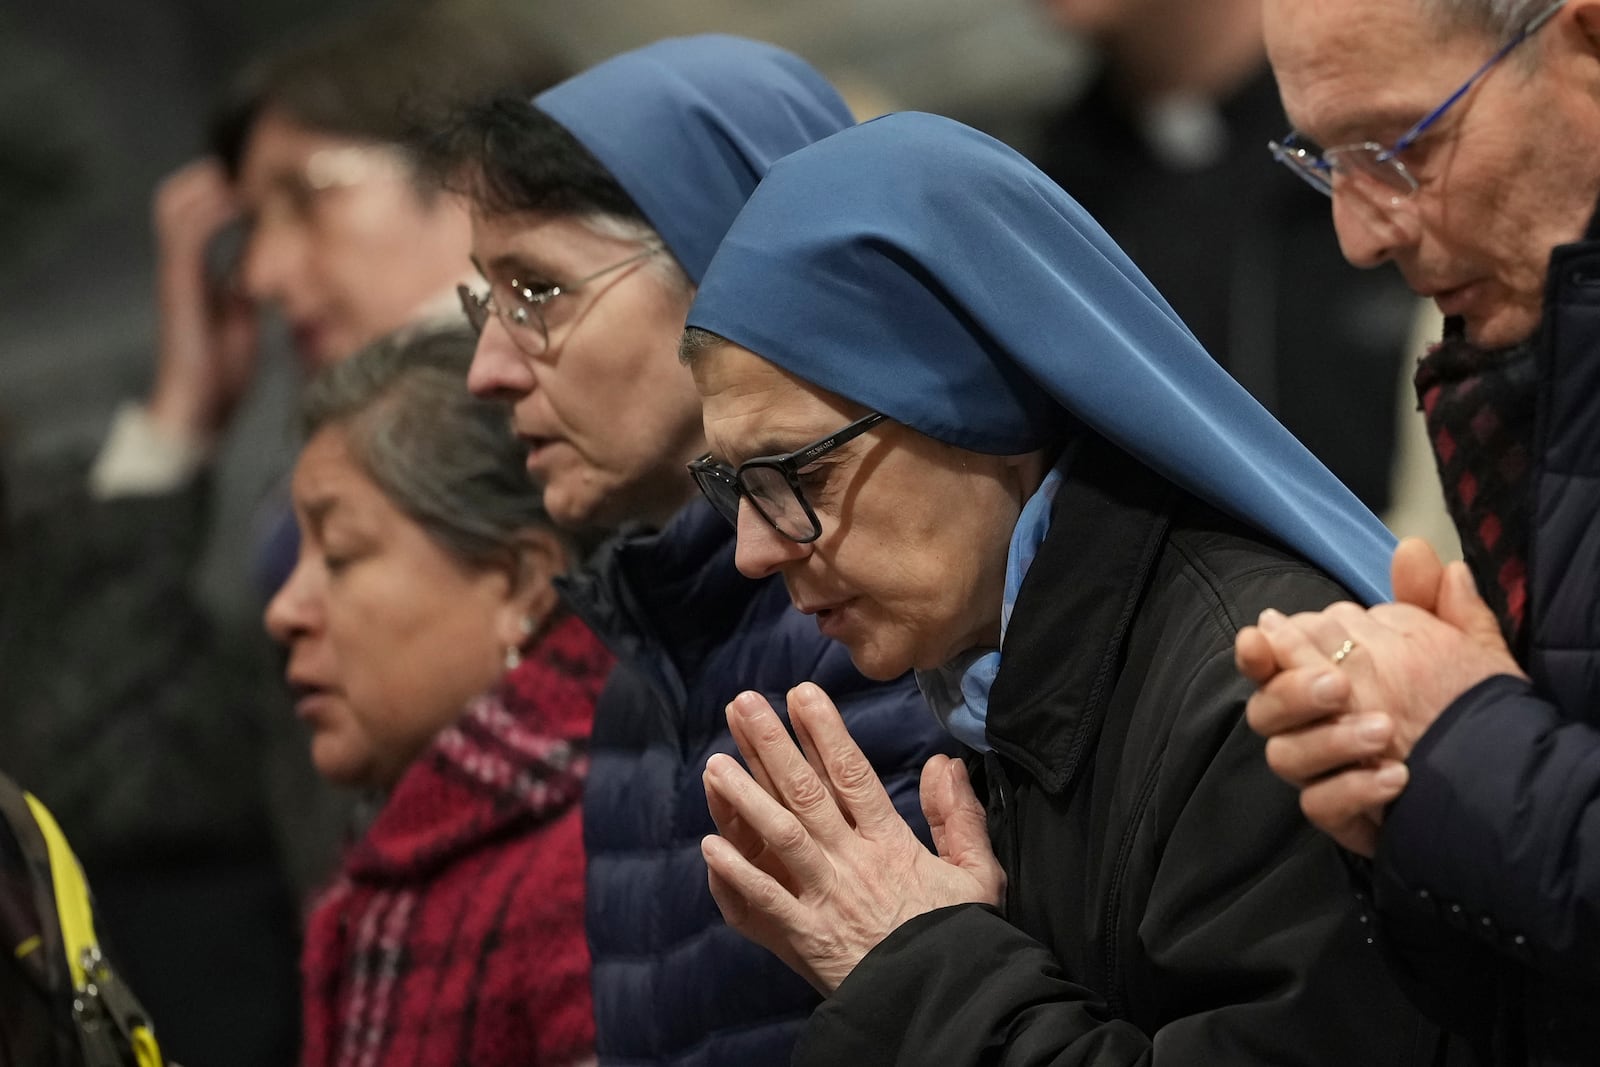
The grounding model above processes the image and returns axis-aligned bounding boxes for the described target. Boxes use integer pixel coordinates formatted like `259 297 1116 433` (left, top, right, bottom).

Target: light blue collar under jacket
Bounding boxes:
916 459 1067 751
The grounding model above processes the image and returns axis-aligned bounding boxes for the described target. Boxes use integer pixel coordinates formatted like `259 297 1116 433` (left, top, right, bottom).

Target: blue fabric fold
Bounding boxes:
534 35 855 285
686 112 1395 604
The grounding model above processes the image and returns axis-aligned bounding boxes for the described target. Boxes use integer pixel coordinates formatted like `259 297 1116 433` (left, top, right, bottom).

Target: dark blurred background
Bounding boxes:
0 0 1075 623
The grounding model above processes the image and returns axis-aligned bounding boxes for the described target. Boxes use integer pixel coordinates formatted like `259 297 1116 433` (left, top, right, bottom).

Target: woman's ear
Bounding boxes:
497 526 572 650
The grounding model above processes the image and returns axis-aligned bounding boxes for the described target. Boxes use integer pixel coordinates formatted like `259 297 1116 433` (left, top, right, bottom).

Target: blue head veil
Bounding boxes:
686 112 1395 604
534 35 855 285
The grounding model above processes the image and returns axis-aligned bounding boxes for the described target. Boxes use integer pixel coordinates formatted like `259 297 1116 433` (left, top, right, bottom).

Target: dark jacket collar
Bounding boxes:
986 435 1176 794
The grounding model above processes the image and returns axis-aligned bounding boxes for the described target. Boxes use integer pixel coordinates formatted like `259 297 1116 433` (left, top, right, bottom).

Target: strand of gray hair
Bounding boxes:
1421 0 1554 39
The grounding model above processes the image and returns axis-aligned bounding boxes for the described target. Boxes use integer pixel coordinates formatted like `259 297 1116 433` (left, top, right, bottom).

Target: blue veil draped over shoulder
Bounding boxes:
534 35 856 285
686 112 1395 603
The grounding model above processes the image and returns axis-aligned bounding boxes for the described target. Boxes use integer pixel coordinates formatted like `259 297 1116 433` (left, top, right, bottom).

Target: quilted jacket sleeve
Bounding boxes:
1373 673 1600 987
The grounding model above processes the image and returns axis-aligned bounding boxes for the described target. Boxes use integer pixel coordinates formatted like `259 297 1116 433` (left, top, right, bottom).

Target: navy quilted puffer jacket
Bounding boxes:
1370 203 1600 1065
558 498 953 1067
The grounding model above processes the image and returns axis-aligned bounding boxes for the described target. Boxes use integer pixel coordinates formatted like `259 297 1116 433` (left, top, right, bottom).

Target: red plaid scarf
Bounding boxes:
1415 316 1539 655
300 612 613 1067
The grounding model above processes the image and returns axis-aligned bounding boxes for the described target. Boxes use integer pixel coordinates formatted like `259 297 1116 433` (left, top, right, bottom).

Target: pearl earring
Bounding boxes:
503 616 536 672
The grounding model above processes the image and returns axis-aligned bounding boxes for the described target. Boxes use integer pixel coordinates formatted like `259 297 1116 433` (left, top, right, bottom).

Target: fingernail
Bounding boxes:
1258 609 1285 631
1375 762 1409 790
1355 714 1390 745
730 691 763 718
1310 672 1342 707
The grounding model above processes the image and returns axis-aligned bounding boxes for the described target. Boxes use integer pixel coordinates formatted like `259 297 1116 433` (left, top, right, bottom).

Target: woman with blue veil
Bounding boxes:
683 112 1460 1064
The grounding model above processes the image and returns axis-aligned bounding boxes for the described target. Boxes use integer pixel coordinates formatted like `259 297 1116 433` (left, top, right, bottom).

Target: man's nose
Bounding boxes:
1330 184 1421 270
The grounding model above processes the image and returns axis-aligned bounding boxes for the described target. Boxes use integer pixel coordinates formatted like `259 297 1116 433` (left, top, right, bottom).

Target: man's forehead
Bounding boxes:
1264 0 1462 137
1262 0 1423 50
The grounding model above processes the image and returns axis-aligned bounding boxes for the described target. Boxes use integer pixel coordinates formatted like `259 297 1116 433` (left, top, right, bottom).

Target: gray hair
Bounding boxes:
678 325 728 366
300 323 589 573
582 213 695 301
1421 0 1555 39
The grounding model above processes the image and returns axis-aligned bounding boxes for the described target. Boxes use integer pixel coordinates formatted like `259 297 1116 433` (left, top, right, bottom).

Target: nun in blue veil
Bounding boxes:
684 113 1456 1065
437 37 960 1067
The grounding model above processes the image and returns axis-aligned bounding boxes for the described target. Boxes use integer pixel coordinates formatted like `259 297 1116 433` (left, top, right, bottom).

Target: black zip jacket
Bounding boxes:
794 437 1466 1065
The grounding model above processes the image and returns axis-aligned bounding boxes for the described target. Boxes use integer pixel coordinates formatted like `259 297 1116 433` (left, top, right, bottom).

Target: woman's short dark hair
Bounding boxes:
299 323 597 573
418 95 692 297
210 2 571 180
417 94 648 224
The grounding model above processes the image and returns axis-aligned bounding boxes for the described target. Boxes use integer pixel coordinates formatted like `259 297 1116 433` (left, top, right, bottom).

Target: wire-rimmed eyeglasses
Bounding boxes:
1268 0 1566 201
688 411 888 543
458 243 664 356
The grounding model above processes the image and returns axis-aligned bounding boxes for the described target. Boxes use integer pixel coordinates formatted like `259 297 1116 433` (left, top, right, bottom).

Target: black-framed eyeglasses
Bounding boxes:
688 411 888 543
458 243 664 356
1268 0 1566 201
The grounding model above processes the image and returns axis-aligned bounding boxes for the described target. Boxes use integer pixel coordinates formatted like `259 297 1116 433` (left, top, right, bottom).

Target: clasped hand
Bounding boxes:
701 682 1004 994
1235 538 1525 856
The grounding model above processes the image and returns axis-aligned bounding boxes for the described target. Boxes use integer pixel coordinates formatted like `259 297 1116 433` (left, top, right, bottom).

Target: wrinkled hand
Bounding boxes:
701 683 1004 994
148 157 259 443
1235 538 1525 856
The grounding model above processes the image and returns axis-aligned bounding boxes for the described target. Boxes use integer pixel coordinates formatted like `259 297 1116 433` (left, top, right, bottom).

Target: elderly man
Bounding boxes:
1238 0 1600 1060
424 37 948 1066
